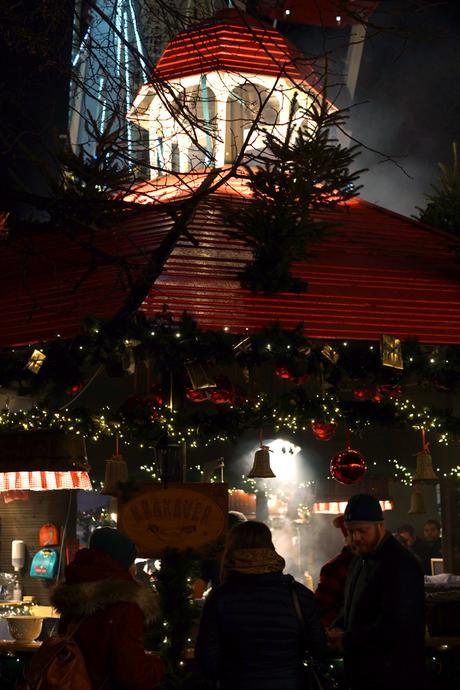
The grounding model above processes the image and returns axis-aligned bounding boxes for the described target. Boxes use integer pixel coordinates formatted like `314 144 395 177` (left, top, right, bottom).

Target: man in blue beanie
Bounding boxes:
327 494 426 690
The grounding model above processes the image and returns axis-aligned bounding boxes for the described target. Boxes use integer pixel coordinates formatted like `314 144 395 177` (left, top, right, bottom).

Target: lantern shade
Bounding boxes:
0 431 88 472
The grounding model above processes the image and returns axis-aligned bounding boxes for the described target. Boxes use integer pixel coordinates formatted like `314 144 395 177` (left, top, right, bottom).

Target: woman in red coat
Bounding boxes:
51 527 164 690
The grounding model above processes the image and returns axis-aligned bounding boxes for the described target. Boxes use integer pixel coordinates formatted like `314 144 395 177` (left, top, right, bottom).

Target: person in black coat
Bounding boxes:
328 494 426 690
195 520 326 690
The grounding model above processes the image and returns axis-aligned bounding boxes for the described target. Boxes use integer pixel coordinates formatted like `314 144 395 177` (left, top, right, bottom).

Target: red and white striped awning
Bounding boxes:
0 470 92 492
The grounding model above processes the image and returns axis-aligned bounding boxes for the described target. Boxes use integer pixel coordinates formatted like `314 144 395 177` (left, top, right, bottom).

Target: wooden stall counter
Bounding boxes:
0 639 41 652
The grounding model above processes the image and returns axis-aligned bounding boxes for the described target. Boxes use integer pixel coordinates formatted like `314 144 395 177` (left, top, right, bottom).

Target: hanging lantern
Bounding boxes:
311 421 337 441
25 349 46 374
321 344 339 365
185 361 216 390
412 448 438 483
247 446 276 479
330 447 367 485
408 488 426 515
101 453 128 496
381 334 404 370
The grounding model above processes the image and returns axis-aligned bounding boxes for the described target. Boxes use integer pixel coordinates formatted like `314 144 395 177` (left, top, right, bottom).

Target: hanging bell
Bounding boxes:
247 446 276 479
412 449 438 483
408 488 426 515
101 454 128 495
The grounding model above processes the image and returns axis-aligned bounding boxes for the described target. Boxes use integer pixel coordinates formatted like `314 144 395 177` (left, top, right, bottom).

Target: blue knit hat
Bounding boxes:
344 494 384 524
89 527 137 569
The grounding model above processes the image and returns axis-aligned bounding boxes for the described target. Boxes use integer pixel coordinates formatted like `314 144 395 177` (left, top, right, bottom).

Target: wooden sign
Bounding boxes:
118 483 228 557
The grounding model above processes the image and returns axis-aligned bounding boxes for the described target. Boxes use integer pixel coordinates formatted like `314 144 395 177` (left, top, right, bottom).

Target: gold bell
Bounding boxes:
101 454 128 495
412 449 438 484
247 446 276 479
408 488 426 515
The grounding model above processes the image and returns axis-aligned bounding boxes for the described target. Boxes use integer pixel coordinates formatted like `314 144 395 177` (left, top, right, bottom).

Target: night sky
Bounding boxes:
284 0 460 217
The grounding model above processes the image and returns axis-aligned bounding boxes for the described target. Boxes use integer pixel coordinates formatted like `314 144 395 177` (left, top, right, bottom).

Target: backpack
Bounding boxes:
18 620 94 690
29 548 59 580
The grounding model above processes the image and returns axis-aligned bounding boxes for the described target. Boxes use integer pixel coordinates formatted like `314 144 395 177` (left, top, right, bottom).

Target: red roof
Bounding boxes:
154 9 314 83
0 211 173 347
137 184 460 344
1 177 460 347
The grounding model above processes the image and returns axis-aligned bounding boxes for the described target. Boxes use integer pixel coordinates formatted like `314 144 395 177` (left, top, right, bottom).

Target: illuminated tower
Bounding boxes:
128 8 321 176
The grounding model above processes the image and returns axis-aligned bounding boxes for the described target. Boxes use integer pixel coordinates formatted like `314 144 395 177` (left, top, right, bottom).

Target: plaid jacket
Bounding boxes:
315 546 354 627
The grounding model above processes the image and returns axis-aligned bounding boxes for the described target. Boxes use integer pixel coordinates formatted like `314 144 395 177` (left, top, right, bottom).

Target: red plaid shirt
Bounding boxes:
315 546 354 627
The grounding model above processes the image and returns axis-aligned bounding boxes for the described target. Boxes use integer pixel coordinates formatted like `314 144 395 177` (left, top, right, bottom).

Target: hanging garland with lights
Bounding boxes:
3 309 460 400
2 309 460 479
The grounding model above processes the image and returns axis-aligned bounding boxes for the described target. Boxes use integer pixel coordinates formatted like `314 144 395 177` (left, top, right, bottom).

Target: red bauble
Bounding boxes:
311 421 337 441
209 377 235 404
376 384 402 399
186 388 208 403
209 388 234 404
146 384 163 407
353 387 373 401
330 447 367 485
290 373 310 385
275 367 291 380
65 382 85 395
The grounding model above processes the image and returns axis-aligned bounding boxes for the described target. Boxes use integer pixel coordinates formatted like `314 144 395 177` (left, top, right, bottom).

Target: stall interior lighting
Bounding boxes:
312 500 393 514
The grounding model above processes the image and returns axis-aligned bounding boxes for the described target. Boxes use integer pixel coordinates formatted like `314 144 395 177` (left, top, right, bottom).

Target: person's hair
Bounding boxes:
221 521 274 579
398 524 415 536
424 519 441 531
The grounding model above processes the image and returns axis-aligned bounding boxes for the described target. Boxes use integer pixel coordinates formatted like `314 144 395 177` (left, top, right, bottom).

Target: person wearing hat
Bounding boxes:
52 527 165 690
327 494 426 690
315 514 356 627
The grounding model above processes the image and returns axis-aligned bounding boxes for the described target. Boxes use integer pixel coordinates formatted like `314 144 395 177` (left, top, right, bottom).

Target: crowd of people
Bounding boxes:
38 495 437 690
396 519 443 574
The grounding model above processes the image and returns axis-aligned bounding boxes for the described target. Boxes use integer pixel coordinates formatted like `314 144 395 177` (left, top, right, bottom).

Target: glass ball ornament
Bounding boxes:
330 447 367 484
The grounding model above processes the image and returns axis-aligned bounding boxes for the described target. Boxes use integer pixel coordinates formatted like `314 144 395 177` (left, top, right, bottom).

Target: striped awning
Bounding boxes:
0 470 92 492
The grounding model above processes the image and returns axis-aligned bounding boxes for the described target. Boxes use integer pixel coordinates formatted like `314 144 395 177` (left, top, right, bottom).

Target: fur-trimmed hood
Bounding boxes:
51 578 159 625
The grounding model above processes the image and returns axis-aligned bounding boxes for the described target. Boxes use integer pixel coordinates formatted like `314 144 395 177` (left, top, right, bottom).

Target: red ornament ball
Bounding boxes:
311 421 337 441
330 447 367 485
353 387 372 401
186 388 208 403
275 367 291 380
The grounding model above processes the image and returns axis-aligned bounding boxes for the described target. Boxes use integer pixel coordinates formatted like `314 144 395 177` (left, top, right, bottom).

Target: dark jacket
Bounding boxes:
336 532 426 690
315 546 355 628
51 549 165 690
195 571 326 690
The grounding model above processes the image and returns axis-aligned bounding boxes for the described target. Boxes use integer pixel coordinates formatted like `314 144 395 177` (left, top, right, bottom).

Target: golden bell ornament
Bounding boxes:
412 449 438 484
408 488 426 515
101 454 128 495
247 446 276 479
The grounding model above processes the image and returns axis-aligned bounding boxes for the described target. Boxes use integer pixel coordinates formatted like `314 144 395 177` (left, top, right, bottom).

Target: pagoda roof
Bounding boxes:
1 177 460 347
154 9 315 83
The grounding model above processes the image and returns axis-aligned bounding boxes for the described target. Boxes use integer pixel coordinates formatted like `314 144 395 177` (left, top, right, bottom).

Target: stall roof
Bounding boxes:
1 179 460 347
